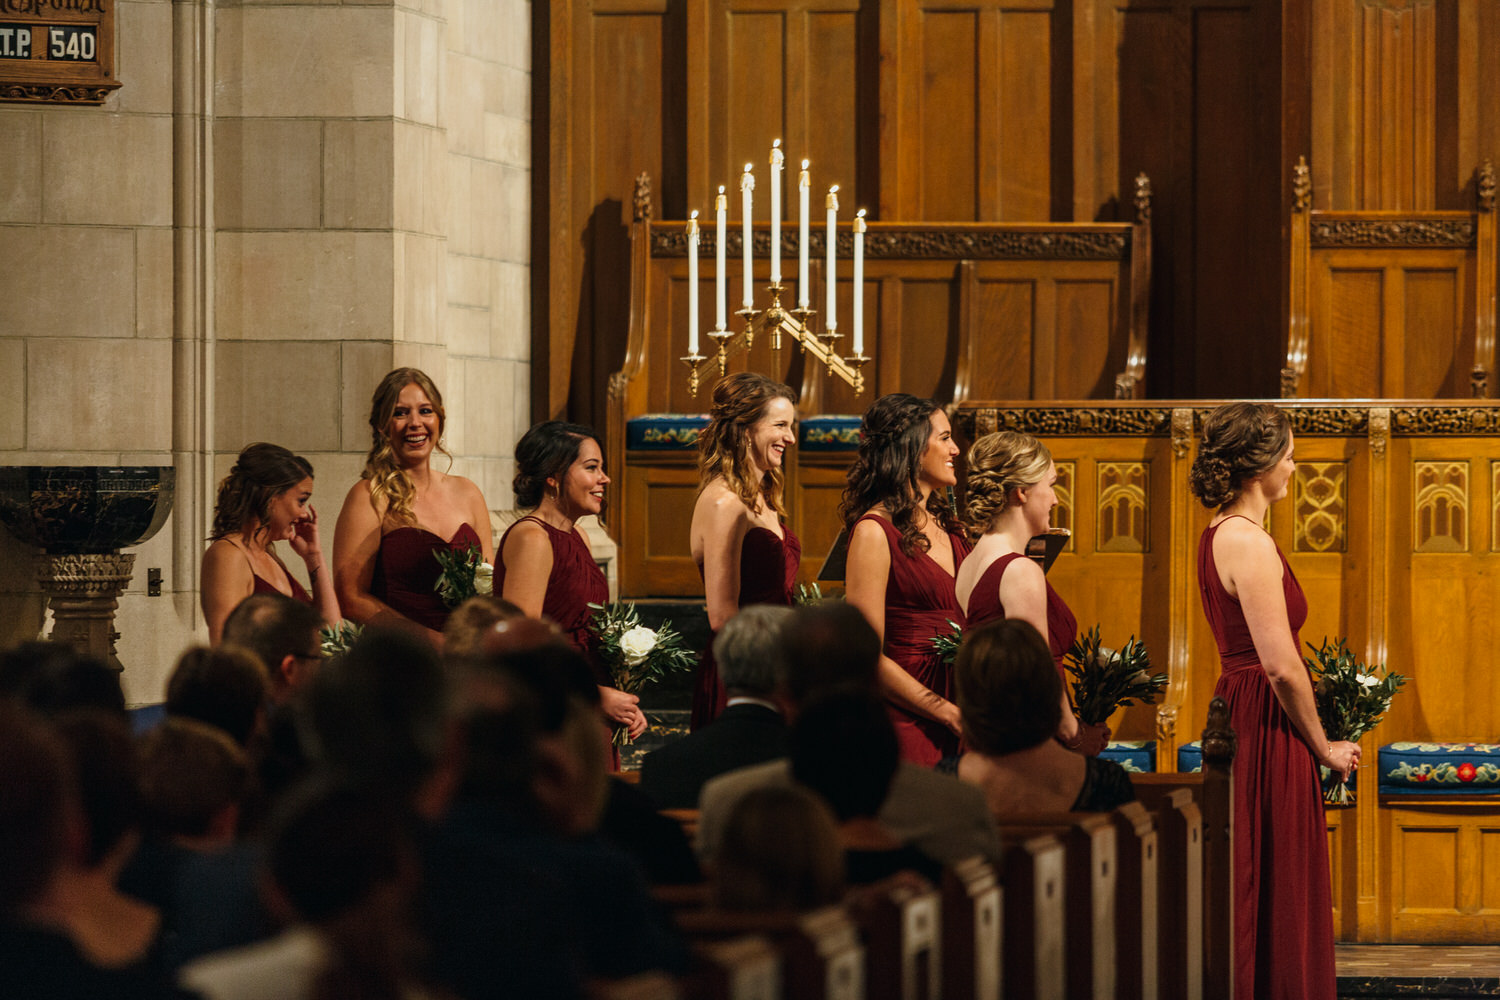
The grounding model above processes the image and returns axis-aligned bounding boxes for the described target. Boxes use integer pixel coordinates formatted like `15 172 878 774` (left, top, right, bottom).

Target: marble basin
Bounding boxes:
0 466 175 554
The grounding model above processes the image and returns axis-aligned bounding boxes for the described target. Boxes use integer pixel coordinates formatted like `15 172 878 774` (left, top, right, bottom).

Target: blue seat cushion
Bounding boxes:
799 415 862 452
1178 741 1202 773
1378 742 1500 795
1100 740 1155 773
129 702 166 735
626 414 708 451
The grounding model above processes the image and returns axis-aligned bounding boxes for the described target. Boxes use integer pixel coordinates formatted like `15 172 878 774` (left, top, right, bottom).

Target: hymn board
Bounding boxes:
0 0 118 104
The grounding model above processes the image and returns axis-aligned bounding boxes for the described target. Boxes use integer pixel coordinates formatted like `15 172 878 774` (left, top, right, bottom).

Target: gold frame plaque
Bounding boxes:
0 0 120 105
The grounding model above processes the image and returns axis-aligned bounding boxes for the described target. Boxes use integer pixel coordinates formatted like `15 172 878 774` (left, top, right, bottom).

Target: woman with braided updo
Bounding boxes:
201 443 340 644
333 368 493 646
840 393 969 766
1191 402 1353 1000
954 431 1106 755
688 372 801 729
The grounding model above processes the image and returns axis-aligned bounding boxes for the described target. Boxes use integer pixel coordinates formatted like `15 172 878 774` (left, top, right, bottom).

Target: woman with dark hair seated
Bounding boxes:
791 691 945 887
947 619 1135 817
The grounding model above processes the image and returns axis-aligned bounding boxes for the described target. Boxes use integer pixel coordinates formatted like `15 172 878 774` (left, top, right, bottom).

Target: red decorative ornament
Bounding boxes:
1458 762 1477 782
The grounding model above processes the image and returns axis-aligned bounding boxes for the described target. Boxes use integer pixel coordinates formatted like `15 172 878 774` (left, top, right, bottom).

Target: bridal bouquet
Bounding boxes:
1063 626 1166 726
318 619 363 657
1307 636 1406 805
432 544 494 608
932 620 964 666
587 602 697 745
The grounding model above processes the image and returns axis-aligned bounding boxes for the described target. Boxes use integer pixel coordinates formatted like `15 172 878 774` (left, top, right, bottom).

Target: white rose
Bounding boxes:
1357 673 1378 689
473 561 494 595
618 625 658 667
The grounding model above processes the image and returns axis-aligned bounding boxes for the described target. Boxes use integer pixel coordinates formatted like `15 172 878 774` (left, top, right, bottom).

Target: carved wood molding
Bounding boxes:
1390 407 1500 435
1293 156 1312 213
952 407 1174 437
956 404 1500 439
1310 218 1476 248
0 83 119 105
649 228 1130 261
1288 408 1370 435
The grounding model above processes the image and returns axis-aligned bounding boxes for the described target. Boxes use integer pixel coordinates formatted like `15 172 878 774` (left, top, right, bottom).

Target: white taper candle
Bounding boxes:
798 160 810 308
853 209 866 355
715 186 727 330
687 212 700 355
825 186 839 331
741 165 754 310
769 140 784 285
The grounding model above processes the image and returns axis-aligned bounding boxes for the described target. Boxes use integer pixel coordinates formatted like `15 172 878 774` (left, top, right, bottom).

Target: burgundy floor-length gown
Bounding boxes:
963 550 1078 679
1198 514 1336 1000
494 516 610 685
859 514 969 767
690 524 801 730
371 522 484 632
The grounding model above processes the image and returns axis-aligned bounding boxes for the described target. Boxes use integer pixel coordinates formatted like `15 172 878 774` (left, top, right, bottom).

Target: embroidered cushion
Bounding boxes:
1100 740 1155 773
799 415 862 452
1378 742 1500 795
626 414 709 450
1178 741 1202 773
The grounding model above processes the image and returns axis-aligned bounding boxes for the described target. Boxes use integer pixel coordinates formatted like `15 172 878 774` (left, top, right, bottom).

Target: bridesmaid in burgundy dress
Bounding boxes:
333 368 494 646
201 442 340 644
689 372 802 729
840 393 969 766
496 420 647 747
954 431 1107 755
1190 402 1358 1000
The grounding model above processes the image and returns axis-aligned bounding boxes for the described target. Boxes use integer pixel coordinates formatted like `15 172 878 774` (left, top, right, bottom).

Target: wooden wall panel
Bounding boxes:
1402 268 1467 396
895 273 961 401
971 278 1036 400
917 9 980 220
1053 278 1118 398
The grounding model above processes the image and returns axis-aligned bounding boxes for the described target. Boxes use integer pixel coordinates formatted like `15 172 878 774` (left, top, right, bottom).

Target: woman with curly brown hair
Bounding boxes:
954 431 1106 755
688 372 801 728
1191 401 1354 1000
839 393 968 766
201 443 340 644
332 368 493 645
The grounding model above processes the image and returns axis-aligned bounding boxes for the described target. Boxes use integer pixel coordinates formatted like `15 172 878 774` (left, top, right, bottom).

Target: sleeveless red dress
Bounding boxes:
1198 516 1335 1000
494 516 610 685
858 514 969 766
963 550 1077 679
251 570 312 605
690 524 802 730
371 523 483 632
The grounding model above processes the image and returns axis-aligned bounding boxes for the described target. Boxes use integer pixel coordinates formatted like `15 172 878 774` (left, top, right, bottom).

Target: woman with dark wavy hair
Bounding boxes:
201 443 340 644
838 393 968 765
495 420 646 746
333 368 493 645
1190 401 1354 1000
687 372 801 729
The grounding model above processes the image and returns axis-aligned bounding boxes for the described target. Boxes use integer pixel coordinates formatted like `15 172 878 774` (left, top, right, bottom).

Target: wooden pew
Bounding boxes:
1000 814 1118 1000
596 971 684 999
1110 800 1159 1000
691 936 782 1000
675 907 865 1000
998 831 1067 1000
847 879 942 1000
941 857 1002 1000
1126 785 1202 1000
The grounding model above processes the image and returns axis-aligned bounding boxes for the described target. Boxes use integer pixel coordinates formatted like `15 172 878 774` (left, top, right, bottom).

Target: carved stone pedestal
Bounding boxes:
34 552 137 672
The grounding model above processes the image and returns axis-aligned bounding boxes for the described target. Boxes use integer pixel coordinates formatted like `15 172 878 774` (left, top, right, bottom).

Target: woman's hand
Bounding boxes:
601 686 648 739
935 699 963 737
1073 721 1111 757
289 503 324 565
1320 739 1361 781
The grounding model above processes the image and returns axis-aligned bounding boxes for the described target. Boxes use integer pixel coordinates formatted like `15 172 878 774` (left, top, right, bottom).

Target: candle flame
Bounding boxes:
802 158 810 169
690 209 699 219
718 184 725 193
857 208 867 218
830 184 840 193
773 139 781 148
744 164 752 173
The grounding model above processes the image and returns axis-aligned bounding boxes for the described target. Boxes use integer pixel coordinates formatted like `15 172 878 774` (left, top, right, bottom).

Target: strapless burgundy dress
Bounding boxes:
371 523 483 632
1199 515 1335 1000
494 516 610 685
858 514 969 766
963 550 1078 679
690 524 801 730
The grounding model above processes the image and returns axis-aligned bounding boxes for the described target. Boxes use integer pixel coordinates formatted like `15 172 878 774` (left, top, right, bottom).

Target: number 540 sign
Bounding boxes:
0 0 119 105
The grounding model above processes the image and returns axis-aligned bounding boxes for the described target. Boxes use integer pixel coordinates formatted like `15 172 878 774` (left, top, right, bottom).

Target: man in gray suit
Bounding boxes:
696 600 1001 867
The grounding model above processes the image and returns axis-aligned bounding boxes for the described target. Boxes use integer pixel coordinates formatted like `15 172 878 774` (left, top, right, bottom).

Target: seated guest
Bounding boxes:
640 604 795 809
791 692 945 886
180 783 429 1000
712 785 845 912
0 704 175 999
948 619 1136 816
0 641 126 718
164 646 269 748
442 594 525 659
123 718 266 973
221 593 325 705
697 601 1001 868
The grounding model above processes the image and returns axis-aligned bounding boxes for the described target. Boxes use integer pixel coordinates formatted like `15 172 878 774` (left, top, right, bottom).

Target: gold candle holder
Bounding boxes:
681 350 708 396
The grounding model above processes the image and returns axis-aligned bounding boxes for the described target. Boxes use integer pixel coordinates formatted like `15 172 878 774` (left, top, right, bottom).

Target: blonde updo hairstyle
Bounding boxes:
963 431 1053 539
697 372 798 518
362 368 450 527
1188 402 1292 509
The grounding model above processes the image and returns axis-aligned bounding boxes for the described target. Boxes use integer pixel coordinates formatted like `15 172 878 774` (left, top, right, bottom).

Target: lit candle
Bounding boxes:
769 140 784 285
687 211 700 355
741 164 754 310
825 186 839 331
715 186 727 330
798 160 810 308
853 209 866 355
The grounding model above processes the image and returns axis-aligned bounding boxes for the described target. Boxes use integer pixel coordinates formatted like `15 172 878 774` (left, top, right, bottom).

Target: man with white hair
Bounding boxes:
640 605 795 809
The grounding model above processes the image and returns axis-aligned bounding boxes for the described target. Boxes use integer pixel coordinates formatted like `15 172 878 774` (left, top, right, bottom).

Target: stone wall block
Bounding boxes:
116 0 174 114
217 231 394 341
215 119 324 230
491 262 529 360
214 339 343 452
341 340 396 451
223 7 394 119
395 232 444 346
0 113 42 222
29 339 173 451
0 339 24 450
0 227 136 339
43 114 173 226
324 120 395 231
135 227 174 339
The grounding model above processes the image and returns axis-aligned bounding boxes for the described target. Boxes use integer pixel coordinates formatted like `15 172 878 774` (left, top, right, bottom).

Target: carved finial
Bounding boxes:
1134 173 1152 223
1368 407 1390 458
633 173 653 223
1114 373 1134 399
1201 696 1236 771
1293 155 1311 213
1280 366 1299 398
1473 365 1490 399
1171 408 1193 460
1480 161 1496 213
